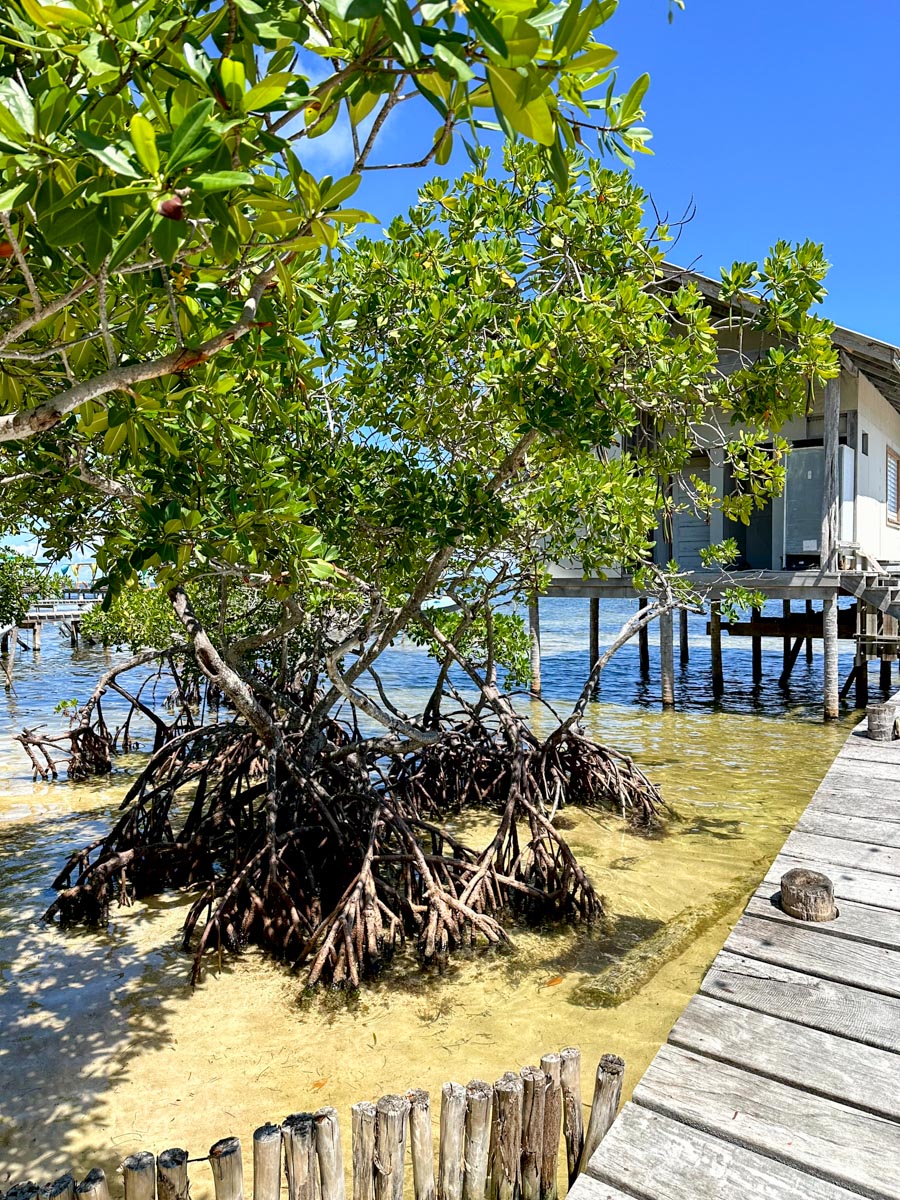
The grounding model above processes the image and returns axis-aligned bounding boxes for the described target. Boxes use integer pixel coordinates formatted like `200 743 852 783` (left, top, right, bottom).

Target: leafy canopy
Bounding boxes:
39 146 839 700
323 145 837 603
0 0 652 446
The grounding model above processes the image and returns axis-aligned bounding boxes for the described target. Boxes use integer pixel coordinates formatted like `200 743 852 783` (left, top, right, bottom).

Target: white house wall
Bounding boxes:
854 371 900 564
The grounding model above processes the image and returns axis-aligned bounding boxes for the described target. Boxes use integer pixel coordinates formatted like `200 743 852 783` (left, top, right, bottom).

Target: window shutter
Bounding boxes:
888 453 899 519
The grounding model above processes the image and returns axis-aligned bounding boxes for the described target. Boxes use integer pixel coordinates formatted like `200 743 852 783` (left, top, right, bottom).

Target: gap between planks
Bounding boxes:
667 993 900 1122
632 1043 900 1200
578 1102 864 1200
701 949 900 1053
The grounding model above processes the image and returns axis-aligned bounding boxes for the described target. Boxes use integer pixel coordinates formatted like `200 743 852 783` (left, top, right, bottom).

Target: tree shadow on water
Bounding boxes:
0 801 197 1189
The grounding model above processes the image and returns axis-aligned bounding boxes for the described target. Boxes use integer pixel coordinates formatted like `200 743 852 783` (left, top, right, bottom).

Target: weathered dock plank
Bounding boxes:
834 738 900 765
796 809 900 846
806 784 900 823
781 828 900 876
634 1044 900 1199
579 1104 863 1200
724 912 900 995
667 994 900 1120
701 950 900 1052
577 709 900 1200
820 759 900 791
560 1179 633 1200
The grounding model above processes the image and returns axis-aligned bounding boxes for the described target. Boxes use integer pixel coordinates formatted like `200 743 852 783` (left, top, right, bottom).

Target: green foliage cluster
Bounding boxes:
0 0 648 414
79 580 177 650
324 145 837 599
0 550 59 626
410 604 532 688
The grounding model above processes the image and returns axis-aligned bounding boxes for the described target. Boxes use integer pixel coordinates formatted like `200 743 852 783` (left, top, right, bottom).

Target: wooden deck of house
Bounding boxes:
573 709 900 1200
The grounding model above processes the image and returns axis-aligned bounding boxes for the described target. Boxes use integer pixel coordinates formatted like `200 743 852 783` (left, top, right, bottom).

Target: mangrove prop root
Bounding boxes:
40 704 664 990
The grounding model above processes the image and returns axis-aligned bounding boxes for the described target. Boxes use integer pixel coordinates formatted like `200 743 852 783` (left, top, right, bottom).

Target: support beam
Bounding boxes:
778 637 804 687
855 653 869 711
679 608 689 666
659 608 675 709
840 661 859 701
881 658 893 693
638 598 650 677
32 622 41 651
805 599 814 663
782 600 791 677
751 607 762 686
710 601 723 698
820 375 841 572
528 598 541 698
823 593 840 720
589 598 599 678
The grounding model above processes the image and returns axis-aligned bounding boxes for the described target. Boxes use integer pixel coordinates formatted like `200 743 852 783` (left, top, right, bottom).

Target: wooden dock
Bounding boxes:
573 710 900 1200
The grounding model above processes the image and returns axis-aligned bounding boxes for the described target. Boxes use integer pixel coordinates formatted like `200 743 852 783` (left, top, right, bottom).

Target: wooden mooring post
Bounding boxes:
637 598 650 677
750 606 762 686
577 1056 624 1176
157 1149 189 1200
710 601 723 698
881 658 894 692
659 609 675 709
588 598 599 681
855 653 870 710
463 1081 492 1200
822 593 840 720
678 608 689 666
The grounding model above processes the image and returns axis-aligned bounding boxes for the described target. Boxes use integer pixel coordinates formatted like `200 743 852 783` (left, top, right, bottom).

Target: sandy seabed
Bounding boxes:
0 698 850 1195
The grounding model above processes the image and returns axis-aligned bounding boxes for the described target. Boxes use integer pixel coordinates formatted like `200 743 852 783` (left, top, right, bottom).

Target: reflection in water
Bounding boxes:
0 600 858 1189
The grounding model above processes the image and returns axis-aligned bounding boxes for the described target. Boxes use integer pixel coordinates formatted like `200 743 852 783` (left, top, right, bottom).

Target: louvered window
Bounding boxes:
888 449 900 524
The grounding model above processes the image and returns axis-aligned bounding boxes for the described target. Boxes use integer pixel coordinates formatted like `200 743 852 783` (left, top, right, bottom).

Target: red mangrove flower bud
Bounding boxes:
157 194 185 221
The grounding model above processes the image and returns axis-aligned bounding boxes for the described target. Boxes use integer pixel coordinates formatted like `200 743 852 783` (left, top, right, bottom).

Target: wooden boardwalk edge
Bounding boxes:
572 703 900 1200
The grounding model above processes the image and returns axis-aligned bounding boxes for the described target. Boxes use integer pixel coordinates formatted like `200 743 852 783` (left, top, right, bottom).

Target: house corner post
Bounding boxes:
821 374 841 721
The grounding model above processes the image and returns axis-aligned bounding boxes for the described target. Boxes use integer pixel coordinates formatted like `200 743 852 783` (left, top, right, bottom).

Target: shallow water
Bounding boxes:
0 600 861 1191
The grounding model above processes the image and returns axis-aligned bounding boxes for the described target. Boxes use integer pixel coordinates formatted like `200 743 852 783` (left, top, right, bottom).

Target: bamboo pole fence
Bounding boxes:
1 1047 624 1200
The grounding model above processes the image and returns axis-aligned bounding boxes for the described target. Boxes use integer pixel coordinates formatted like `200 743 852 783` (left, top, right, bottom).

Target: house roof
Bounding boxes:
661 264 900 412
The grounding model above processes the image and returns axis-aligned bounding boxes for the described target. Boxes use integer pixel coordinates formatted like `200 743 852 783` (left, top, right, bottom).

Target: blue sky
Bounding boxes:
310 0 900 343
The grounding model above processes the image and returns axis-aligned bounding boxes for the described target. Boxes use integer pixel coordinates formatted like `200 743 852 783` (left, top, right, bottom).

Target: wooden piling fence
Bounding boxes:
1 1048 622 1200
